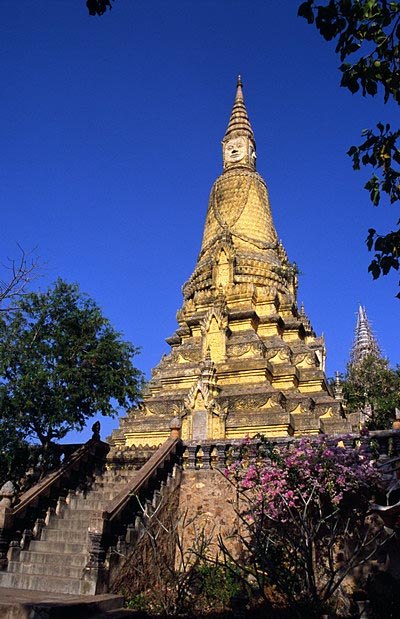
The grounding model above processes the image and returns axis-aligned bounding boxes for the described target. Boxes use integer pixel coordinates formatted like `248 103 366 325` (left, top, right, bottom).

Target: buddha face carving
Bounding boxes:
224 137 246 163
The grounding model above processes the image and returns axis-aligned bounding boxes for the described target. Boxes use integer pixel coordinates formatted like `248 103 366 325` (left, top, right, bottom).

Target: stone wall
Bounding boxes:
178 468 242 559
108 466 244 600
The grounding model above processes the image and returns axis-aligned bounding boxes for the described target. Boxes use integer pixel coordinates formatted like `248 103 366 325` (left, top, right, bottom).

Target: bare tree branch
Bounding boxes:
0 245 40 312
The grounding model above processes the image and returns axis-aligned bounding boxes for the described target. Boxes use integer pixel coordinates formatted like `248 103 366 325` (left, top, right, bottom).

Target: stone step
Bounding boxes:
18 549 87 567
96 473 136 479
29 539 85 554
96 479 137 488
76 480 130 492
40 527 88 543
60 508 101 521
87 487 126 497
107 611 143 618
7 559 85 579
93 476 135 486
47 512 90 531
68 497 110 510
0 571 84 595
75 490 124 501
0 590 124 619
50 515 92 530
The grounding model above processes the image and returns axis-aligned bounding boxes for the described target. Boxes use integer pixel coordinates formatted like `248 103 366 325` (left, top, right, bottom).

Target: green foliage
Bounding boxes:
124 593 148 611
123 563 242 616
86 0 114 16
194 564 241 609
348 123 400 205
0 279 143 449
298 1 400 101
298 1 400 296
0 422 31 487
343 354 400 428
367 226 400 282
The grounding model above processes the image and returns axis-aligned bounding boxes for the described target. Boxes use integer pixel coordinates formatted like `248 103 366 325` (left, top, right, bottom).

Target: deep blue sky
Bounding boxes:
1 1 398 442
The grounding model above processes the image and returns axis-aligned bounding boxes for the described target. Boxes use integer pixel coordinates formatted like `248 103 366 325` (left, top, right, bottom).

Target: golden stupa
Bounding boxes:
110 78 350 448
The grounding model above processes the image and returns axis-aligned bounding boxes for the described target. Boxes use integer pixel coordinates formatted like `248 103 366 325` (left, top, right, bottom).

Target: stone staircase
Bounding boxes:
0 434 182 607
0 469 136 596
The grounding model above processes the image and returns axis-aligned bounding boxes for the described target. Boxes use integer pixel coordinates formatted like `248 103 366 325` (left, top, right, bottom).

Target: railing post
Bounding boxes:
21 528 33 550
391 427 400 460
170 417 182 440
202 445 211 469
187 445 197 469
210 446 218 469
33 517 45 540
0 482 16 570
216 443 227 468
84 517 108 594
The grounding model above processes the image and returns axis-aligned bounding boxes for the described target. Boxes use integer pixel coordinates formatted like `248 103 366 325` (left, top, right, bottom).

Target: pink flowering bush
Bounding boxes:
224 435 389 616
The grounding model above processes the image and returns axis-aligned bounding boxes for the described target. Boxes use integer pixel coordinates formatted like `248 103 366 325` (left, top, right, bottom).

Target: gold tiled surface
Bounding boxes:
200 170 277 256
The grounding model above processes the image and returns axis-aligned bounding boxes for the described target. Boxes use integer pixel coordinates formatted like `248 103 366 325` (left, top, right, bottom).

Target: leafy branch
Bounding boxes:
86 0 115 16
298 0 400 296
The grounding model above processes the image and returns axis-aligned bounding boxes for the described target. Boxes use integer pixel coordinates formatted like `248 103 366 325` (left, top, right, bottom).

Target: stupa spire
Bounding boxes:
223 75 255 142
350 305 381 365
222 76 256 171
181 77 290 302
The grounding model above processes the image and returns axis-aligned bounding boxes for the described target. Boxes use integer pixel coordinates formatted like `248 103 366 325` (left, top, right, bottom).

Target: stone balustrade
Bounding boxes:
180 429 400 470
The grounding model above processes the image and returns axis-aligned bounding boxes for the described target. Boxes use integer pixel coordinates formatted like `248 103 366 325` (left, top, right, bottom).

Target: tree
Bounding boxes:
0 421 31 487
224 436 390 617
0 245 39 313
298 1 400 296
343 354 400 428
0 279 143 450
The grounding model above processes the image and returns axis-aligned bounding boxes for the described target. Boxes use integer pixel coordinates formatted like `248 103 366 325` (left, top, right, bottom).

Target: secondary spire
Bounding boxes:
350 306 381 365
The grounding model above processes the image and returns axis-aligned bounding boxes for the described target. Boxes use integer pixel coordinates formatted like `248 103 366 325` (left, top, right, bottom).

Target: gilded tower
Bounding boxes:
110 78 350 448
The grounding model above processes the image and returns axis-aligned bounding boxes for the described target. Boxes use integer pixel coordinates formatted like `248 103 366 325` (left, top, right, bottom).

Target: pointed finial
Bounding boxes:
235 75 244 102
333 371 343 401
223 76 255 144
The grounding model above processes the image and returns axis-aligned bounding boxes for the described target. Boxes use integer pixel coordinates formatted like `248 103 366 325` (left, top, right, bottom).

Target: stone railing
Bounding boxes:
0 434 109 569
180 429 400 470
83 436 182 594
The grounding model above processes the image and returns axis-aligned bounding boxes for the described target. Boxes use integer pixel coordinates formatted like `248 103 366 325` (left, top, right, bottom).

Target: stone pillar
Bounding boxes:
170 417 182 439
0 481 16 570
216 443 227 468
201 445 211 469
84 518 107 594
187 445 197 469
